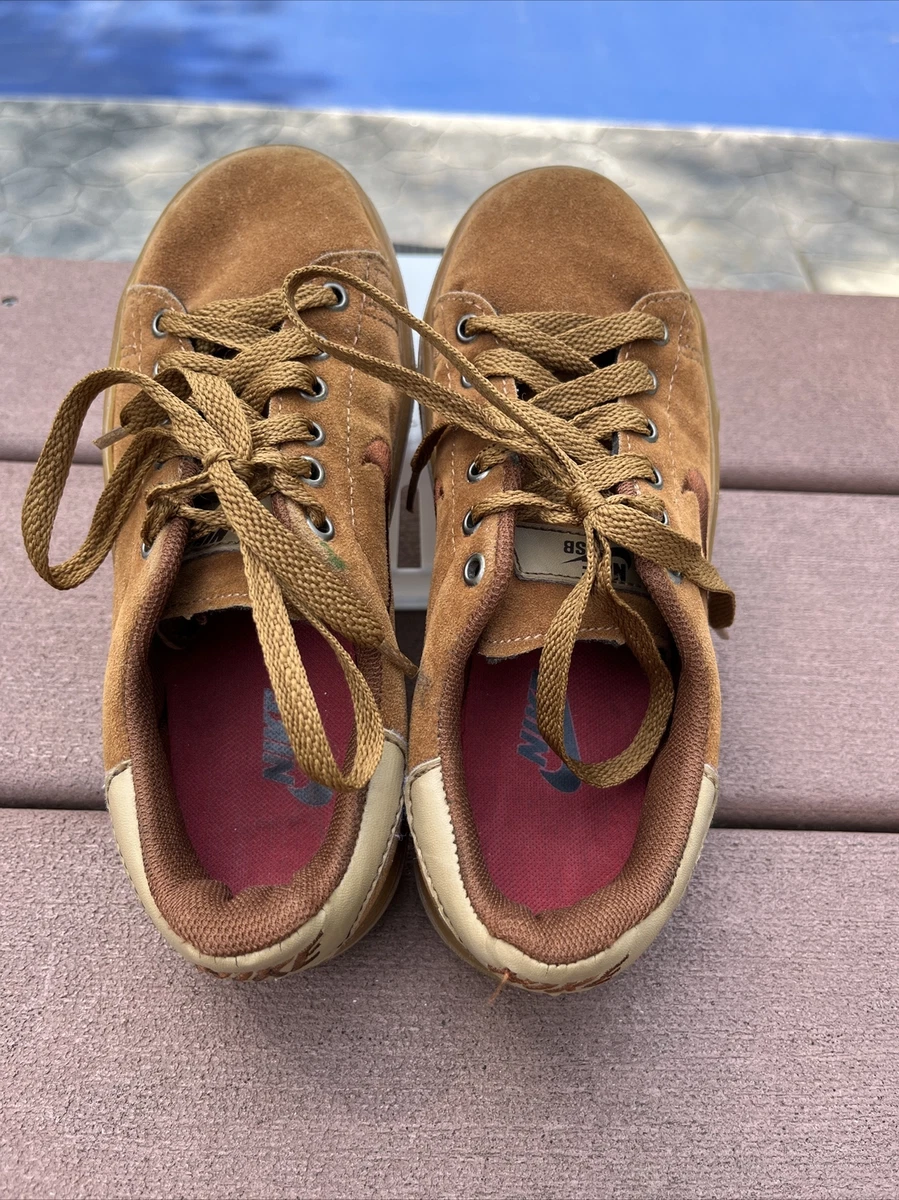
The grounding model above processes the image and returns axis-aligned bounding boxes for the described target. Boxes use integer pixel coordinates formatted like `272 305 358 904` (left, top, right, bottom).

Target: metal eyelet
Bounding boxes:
306 422 326 448
306 513 335 541
649 466 664 489
642 418 659 443
300 456 326 487
456 314 478 343
652 322 669 346
467 460 490 483
659 507 669 525
460 374 473 389
668 570 683 584
151 310 167 338
310 349 329 362
326 283 349 311
140 541 152 558
152 361 162 378
462 508 481 536
463 553 485 586
645 368 659 395
299 376 328 402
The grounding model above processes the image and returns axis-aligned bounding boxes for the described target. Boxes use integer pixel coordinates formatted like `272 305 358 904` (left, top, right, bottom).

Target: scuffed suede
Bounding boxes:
35 146 413 973
408 167 727 982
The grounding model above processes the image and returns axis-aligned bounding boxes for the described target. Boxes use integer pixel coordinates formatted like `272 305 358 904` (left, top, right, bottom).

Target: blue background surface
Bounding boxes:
0 0 897 137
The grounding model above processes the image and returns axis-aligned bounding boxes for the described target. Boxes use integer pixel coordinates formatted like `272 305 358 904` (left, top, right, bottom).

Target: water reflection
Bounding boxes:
0 0 334 105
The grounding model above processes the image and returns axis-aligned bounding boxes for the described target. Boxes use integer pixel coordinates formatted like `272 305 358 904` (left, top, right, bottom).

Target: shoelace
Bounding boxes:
21 282 414 793
282 266 735 790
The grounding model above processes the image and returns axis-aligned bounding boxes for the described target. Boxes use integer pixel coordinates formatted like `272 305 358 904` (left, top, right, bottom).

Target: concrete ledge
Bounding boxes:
2 99 898 293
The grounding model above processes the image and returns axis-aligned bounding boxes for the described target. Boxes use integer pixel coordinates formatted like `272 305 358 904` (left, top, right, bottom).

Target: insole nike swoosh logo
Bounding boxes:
517 670 583 793
262 688 333 807
539 699 583 792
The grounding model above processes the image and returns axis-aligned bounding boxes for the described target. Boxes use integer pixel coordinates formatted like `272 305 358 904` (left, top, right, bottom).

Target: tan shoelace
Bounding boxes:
283 266 735 790
21 283 413 793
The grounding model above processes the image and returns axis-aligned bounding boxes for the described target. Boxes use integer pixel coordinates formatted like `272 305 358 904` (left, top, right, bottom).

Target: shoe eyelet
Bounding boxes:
668 570 683 584
652 322 669 347
307 513 334 541
659 507 669 525
326 283 349 312
300 456 326 487
643 418 659 443
151 310 167 338
649 466 664 489
152 360 162 378
460 374 474 389
467 460 490 483
462 508 482 536
299 376 328 402
463 552 485 586
645 368 659 395
456 314 478 343
310 350 329 363
140 540 152 558
306 421 326 448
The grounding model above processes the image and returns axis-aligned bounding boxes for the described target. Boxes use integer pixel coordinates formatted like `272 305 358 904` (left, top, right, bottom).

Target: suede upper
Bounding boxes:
409 166 725 974
96 146 413 964
104 146 413 770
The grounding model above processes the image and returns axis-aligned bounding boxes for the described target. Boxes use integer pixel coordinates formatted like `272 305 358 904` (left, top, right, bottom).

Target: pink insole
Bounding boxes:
160 610 353 895
461 643 650 912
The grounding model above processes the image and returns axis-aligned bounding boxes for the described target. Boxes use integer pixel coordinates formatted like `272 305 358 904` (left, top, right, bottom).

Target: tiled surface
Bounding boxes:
3 809 899 1200
1 99 898 293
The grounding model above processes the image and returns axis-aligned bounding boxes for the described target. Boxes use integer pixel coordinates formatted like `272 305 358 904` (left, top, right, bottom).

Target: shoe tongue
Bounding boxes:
160 490 389 643
477 522 670 660
162 514 255 621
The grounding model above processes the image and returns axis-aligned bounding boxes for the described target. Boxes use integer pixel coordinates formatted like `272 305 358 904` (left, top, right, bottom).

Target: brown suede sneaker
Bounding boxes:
404 167 735 993
22 146 414 979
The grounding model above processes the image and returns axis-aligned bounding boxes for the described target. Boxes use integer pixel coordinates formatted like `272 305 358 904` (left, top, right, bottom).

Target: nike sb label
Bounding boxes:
513 524 648 595
262 688 332 807
517 669 582 793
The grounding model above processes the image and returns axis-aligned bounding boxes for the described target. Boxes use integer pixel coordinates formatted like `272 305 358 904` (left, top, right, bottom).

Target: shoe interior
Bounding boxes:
157 610 353 896
461 642 651 912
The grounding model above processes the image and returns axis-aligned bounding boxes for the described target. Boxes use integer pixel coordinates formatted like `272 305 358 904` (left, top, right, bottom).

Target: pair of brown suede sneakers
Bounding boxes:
23 146 733 993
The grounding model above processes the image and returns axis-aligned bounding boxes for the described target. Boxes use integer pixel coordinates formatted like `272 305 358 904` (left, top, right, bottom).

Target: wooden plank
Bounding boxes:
2 809 898 1199
699 287 899 495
